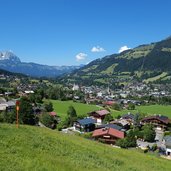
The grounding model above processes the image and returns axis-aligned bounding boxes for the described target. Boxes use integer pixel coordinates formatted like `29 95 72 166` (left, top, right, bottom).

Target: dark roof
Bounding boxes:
77 118 96 125
164 136 171 148
121 113 134 120
96 124 122 131
141 115 170 124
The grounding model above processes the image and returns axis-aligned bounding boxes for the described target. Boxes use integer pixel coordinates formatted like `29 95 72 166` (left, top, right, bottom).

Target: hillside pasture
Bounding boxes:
51 100 100 120
0 124 171 171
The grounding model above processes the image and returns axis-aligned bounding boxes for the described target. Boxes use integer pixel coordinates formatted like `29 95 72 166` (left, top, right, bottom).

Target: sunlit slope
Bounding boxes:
0 124 170 171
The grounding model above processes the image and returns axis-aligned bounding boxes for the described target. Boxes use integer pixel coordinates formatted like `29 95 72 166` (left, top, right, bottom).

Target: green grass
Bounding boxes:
101 64 118 74
144 72 167 83
110 105 171 118
51 100 100 120
51 100 171 120
0 124 171 171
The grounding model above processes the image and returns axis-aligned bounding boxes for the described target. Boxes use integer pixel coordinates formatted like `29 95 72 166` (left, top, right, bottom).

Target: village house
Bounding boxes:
74 118 96 132
163 136 171 156
110 119 130 130
121 113 135 122
88 109 110 124
92 127 125 144
141 115 170 130
0 100 15 111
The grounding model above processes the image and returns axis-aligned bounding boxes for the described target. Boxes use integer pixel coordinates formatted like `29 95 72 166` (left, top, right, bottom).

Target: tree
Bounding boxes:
112 103 121 111
67 106 77 118
142 124 155 142
19 97 37 125
103 114 113 124
44 101 53 112
116 130 137 148
67 106 77 126
2 110 16 123
128 103 135 110
40 112 56 129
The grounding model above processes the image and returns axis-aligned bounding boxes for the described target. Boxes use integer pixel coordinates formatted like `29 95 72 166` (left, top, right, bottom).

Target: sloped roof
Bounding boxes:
121 113 134 120
96 123 122 131
95 109 110 116
77 118 96 125
141 115 170 124
6 101 15 107
92 127 124 139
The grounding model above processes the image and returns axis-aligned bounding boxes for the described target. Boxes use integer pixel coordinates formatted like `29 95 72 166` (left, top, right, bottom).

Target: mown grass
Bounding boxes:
51 100 100 120
110 104 171 118
0 124 171 171
51 100 171 119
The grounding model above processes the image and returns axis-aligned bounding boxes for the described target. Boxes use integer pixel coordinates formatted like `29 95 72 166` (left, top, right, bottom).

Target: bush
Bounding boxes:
151 144 157 151
40 113 56 129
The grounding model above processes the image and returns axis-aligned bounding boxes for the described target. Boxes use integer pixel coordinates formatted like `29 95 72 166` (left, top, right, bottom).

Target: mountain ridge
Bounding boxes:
61 36 171 85
0 51 82 77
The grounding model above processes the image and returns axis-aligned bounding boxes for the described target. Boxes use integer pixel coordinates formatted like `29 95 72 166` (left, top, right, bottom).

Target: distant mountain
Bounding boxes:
61 36 171 85
0 51 82 77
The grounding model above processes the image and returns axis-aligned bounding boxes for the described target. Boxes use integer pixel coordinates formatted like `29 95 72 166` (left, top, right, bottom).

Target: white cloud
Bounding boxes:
91 46 105 52
118 45 131 53
76 53 87 61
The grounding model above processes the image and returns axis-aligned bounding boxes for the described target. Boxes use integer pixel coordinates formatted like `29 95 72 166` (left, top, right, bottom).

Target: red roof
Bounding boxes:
103 101 115 105
49 112 57 116
92 127 124 139
95 109 110 116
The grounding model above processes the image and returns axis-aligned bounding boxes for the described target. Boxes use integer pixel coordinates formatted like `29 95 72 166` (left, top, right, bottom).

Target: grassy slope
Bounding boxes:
144 72 167 83
51 100 100 120
0 124 171 171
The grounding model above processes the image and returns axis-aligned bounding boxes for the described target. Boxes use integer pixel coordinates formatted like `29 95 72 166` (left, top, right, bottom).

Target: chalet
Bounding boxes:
88 109 110 124
92 127 125 144
0 100 15 111
74 118 96 132
120 113 136 125
163 136 171 156
121 113 134 121
141 115 170 130
110 119 130 130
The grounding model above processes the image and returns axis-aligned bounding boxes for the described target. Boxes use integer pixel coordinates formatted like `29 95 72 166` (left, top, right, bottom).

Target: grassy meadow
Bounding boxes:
110 105 171 118
0 124 171 171
51 100 171 119
51 100 100 120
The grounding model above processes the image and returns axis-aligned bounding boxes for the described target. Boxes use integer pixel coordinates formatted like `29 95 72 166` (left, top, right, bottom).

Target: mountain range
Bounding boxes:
61 36 171 85
1 36 171 81
0 51 82 77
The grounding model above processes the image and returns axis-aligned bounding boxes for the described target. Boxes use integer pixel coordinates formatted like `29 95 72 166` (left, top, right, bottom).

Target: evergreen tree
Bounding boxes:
19 97 37 125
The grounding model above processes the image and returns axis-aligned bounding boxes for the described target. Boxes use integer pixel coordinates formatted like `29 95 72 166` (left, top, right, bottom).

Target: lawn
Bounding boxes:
110 105 171 118
51 100 100 120
51 100 171 119
0 124 171 171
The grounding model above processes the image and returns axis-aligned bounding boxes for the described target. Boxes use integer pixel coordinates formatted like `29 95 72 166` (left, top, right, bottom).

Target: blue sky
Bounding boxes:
0 0 171 66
